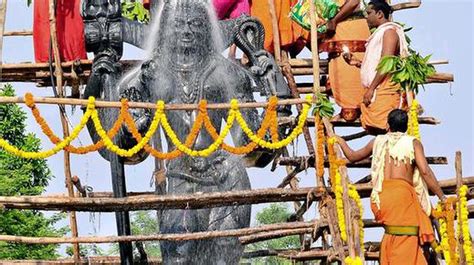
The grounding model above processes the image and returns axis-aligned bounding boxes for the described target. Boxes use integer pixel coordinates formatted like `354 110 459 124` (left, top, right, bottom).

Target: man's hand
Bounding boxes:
326 19 337 37
342 52 362 67
363 88 375 106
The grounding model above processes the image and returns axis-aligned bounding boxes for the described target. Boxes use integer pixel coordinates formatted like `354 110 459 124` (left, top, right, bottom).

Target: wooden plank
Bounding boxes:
0 187 323 212
278 116 440 127
0 221 317 244
3 30 33 36
277 155 448 168
391 1 421 11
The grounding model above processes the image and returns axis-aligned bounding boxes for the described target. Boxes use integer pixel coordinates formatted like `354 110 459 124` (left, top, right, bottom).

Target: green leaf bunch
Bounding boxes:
377 53 435 94
312 92 335 118
121 1 150 23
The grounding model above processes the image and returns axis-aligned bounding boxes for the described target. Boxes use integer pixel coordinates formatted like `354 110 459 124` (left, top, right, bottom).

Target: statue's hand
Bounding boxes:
250 50 276 76
82 0 123 57
81 0 121 20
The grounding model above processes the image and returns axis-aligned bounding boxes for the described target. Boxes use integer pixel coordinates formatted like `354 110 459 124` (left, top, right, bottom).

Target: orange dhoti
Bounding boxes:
250 0 309 55
328 18 370 116
360 78 406 131
371 179 435 265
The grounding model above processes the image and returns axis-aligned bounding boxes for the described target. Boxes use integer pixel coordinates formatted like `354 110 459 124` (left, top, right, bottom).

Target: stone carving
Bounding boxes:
82 0 292 264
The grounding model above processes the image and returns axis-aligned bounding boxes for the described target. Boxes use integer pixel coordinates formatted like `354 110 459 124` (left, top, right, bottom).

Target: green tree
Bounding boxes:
0 84 67 259
108 211 161 258
245 203 301 265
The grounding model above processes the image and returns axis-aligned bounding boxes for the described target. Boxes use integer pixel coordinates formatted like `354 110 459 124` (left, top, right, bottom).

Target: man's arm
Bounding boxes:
363 29 399 106
326 0 360 35
413 139 447 202
336 137 375 163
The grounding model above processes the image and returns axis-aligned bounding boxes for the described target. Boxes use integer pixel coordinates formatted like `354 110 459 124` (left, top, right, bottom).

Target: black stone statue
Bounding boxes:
81 0 292 264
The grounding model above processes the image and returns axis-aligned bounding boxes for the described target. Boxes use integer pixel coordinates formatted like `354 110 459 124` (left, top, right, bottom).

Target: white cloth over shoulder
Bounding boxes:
370 132 431 215
360 22 409 88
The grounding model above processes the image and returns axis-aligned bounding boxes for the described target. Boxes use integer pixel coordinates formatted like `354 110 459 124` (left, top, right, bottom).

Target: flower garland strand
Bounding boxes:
0 97 95 159
25 93 126 154
204 96 277 155
344 256 363 265
459 185 473 264
408 99 420 140
232 95 312 150
315 114 325 178
328 137 347 242
1 94 310 159
433 197 459 265
349 183 365 255
122 99 206 160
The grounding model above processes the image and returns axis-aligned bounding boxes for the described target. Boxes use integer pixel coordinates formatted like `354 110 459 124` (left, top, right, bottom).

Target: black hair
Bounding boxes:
368 0 392 19
387 109 408 132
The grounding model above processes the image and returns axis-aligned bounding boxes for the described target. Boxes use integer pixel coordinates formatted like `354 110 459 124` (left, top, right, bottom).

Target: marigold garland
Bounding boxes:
349 183 364 255
25 93 126 154
0 97 95 159
334 170 347 242
1 94 311 159
433 197 459 265
122 99 205 160
232 95 311 150
204 97 277 154
408 99 420 140
315 114 325 178
344 256 363 265
459 185 473 264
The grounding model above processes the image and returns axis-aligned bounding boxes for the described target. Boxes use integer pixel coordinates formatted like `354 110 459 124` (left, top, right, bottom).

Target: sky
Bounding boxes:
1 0 473 256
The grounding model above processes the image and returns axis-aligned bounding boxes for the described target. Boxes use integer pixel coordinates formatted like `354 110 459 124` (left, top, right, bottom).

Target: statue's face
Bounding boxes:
170 3 211 53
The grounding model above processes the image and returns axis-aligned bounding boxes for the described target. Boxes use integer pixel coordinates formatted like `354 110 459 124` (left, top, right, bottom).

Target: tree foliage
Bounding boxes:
245 203 301 265
0 84 67 260
108 211 161 258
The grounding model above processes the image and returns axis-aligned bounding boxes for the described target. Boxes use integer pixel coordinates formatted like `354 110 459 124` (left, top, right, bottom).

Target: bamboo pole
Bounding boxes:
38 176 474 200
0 187 323 212
391 1 421 11
0 95 308 110
456 151 466 263
322 118 360 262
278 116 441 127
281 51 316 155
3 30 33 36
267 0 281 62
308 0 321 94
277 155 448 168
48 0 80 260
0 0 7 79
0 221 316 244
239 227 314 245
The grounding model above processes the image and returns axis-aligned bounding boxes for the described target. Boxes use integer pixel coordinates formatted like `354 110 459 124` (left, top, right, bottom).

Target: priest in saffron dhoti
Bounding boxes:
344 0 410 134
335 109 447 265
325 0 370 122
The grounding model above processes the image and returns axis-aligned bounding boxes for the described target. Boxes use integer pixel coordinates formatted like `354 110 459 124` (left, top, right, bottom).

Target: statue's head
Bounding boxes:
152 0 218 60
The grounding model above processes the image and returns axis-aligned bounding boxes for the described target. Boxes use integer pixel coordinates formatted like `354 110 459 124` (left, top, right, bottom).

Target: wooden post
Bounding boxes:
308 0 321 93
322 118 360 262
455 151 466 263
48 0 80 261
267 0 281 62
308 0 324 189
0 0 7 76
281 51 316 155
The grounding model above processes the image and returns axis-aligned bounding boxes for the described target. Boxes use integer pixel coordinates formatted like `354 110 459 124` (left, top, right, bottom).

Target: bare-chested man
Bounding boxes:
336 109 446 265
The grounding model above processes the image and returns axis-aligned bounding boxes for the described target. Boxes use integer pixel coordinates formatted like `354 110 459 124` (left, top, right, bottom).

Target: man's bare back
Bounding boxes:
337 135 446 201
383 150 415 184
